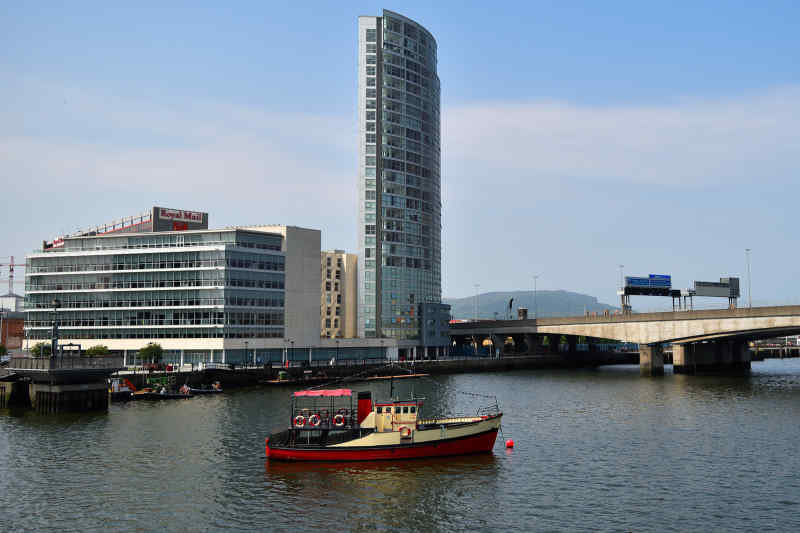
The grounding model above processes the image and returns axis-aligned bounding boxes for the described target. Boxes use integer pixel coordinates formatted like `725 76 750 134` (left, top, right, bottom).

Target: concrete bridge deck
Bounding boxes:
450 305 800 376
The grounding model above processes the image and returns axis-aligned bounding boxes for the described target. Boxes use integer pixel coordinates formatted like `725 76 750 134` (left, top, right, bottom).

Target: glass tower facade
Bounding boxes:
357 10 441 341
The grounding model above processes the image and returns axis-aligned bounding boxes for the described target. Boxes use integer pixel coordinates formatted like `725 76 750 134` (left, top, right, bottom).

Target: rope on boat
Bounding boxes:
299 362 501 418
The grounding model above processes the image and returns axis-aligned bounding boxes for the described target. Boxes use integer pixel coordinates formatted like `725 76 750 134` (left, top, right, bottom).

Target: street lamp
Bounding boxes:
336 339 340 364
533 275 539 319
244 340 248 367
746 249 752 308
50 298 61 358
290 340 295 365
619 265 624 290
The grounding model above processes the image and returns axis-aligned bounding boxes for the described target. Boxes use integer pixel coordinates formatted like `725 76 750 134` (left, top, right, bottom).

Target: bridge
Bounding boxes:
449 305 800 376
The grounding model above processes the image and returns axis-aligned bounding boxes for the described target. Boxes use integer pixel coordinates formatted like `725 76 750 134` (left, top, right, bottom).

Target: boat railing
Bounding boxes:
271 427 370 448
477 402 501 417
418 416 481 425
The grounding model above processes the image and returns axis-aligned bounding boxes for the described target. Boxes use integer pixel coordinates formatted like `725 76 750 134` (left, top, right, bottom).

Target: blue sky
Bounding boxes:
2 1 799 309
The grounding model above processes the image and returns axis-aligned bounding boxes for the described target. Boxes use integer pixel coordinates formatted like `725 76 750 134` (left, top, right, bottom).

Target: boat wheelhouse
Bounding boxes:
265 388 502 461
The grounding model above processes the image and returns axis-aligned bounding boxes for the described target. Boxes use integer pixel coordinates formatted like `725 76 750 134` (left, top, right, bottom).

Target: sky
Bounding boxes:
2 1 799 309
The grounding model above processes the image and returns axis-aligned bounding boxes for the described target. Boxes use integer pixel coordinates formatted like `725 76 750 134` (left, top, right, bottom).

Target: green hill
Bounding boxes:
444 290 618 320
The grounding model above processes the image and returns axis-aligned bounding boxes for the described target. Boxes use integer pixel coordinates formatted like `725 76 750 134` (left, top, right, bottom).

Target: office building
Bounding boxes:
321 250 357 338
24 208 406 364
24 208 321 365
357 10 448 357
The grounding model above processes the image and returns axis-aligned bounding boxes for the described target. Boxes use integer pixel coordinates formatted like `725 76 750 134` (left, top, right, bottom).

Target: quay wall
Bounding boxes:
123 352 639 389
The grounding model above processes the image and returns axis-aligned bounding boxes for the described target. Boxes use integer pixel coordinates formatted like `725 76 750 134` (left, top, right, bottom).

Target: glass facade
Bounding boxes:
25 229 286 342
358 10 441 341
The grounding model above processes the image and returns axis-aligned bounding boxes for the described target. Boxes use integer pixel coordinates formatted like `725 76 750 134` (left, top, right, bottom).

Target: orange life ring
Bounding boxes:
294 415 306 427
399 426 412 438
333 414 345 427
309 414 321 427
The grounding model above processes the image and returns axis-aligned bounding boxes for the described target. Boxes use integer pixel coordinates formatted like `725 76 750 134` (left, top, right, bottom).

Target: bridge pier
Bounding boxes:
640 344 664 376
524 334 537 355
567 336 577 354
548 335 560 354
511 334 525 355
673 340 751 375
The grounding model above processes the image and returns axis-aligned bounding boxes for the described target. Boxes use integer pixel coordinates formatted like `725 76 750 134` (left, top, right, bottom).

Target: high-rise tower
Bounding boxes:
357 10 443 347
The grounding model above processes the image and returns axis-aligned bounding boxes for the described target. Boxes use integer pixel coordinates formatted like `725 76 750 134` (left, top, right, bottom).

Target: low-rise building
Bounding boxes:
1 310 24 349
320 250 357 338
23 208 415 365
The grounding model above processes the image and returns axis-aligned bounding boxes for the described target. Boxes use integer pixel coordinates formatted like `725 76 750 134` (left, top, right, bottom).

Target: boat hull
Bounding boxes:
130 392 192 400
266 426 500 461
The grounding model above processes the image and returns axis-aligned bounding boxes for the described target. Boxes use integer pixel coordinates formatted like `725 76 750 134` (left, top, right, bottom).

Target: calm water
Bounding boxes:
2 360 800 532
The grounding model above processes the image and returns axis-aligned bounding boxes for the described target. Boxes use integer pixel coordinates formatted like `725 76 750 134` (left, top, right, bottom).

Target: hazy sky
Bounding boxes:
2 1 799 309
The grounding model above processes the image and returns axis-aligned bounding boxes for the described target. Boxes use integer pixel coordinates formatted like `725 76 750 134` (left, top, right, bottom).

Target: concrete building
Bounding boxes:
24 208 411 365
243 225 321 348
0 292 24 313
357 10 449 357
321 250 357 338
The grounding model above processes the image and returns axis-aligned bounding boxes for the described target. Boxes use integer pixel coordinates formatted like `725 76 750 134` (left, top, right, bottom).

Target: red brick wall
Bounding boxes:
1 317 24 349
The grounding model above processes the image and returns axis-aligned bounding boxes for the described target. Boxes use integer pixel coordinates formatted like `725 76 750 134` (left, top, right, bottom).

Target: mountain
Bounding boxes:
443 290 618 320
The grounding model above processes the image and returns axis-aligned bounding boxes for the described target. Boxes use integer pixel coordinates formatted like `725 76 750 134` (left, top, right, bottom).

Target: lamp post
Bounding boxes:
746 249 752 308
336 339 340 364
50 298 61 358
244 340 248 367
533 275 539 319
290 340 295 365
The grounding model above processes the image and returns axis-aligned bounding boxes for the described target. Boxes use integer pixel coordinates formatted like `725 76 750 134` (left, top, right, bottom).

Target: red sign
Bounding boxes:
159 208 203 223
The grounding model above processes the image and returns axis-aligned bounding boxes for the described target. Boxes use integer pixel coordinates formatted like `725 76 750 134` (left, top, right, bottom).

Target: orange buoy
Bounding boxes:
505 439 514 448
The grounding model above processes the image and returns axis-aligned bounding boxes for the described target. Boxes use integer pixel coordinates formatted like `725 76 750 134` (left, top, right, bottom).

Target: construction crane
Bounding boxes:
0 256 25 295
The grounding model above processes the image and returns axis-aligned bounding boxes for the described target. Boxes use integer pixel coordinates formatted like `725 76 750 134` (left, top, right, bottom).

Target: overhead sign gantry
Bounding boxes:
619 274 741 313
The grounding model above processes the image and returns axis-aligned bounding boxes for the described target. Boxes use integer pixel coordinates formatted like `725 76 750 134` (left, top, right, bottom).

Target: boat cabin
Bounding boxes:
289 389 424 436
291 388 357 430
373 401 421 433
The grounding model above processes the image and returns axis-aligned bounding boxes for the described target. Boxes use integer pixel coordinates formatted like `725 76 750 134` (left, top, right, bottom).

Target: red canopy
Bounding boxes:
293 389 352 397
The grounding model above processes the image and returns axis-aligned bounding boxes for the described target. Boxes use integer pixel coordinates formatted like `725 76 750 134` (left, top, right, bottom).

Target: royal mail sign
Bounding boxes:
158 208 204 223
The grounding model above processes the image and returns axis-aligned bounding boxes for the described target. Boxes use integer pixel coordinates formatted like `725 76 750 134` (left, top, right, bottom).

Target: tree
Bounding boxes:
0 344 6 356
139 343 163 364
31 342 52 357
86 345 110 357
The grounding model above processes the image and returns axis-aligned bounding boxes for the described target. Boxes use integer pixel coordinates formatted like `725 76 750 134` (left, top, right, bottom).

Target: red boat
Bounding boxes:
265 388 502 461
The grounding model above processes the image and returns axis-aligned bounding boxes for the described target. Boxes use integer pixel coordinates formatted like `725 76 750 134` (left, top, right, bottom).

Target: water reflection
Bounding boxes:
3 360 800 532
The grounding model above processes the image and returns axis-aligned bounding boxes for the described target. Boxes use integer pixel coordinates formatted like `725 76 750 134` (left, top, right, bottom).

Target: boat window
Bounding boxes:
403 406 409 414
377 406 382 413
410 406 416 413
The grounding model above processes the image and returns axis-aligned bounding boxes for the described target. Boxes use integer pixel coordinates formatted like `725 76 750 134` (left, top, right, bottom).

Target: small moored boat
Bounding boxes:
130 387 193 400
265 388 502 461
189 381 223 395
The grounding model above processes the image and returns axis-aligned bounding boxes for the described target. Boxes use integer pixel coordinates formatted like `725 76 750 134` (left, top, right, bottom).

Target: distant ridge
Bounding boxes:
443 290 618 320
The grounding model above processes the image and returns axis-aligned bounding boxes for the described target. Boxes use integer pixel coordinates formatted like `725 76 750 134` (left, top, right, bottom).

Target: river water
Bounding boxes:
2 359 800 532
